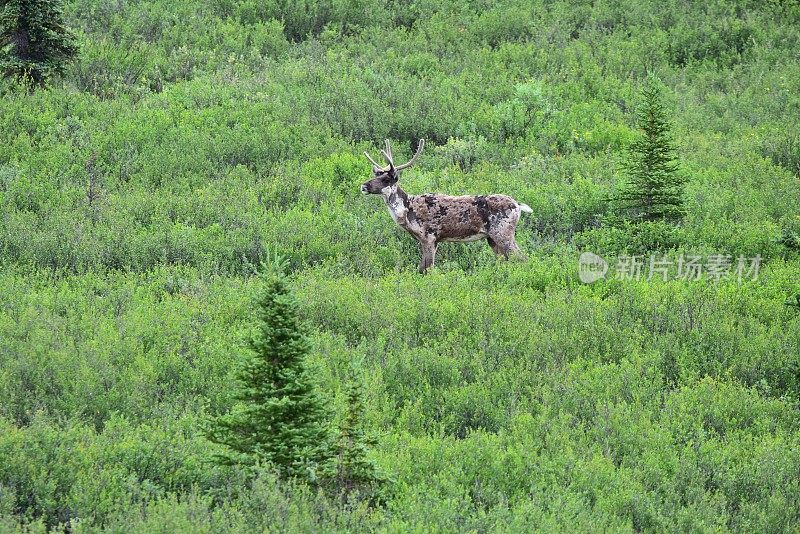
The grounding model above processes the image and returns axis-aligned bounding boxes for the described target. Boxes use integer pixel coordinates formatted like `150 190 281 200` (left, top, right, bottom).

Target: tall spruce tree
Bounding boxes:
0 0 78 88
617 77 685 222
206 267 331 482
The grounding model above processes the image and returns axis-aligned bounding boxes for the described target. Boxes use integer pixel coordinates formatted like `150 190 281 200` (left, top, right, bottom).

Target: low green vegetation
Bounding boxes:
0 0 798 531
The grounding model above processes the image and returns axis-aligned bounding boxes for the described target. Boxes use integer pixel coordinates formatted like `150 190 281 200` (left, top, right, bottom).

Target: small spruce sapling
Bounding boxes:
616 76 685 222
330 361 389 506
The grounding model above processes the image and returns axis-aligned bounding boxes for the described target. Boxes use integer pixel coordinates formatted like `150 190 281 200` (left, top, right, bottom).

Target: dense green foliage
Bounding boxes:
616 77 685 222
206 267 332 481
0 0 798 531
0 0 78 87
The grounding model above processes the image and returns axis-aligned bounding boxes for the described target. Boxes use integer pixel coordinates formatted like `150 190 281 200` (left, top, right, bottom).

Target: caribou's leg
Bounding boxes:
487 235 526 260
419 240 437 274
487 236 508 259
508 238 527 260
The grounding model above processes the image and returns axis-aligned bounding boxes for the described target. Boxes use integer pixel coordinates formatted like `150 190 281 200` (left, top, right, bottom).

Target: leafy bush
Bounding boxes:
669 17 756 68
575 220 687 256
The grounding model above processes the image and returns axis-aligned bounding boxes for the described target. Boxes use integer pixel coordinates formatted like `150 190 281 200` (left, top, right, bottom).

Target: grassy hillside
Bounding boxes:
1 0 799 531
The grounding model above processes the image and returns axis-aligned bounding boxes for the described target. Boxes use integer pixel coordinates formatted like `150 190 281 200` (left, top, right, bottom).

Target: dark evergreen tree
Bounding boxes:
206 267 331 482
617 77 685 222
330 364 388 506
0 0 78 88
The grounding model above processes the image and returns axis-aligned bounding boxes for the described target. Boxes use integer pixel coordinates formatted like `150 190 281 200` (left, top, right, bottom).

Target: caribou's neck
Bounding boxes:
384 186 410 226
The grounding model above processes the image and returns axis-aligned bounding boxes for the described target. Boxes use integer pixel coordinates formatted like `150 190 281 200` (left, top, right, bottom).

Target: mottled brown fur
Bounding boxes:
408 193 520 242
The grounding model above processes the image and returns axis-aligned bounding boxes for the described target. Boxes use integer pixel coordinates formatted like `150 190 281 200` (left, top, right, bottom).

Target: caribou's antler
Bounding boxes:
395 139 425 171
380 148 394 168
364 139 425 172
363 150 386 171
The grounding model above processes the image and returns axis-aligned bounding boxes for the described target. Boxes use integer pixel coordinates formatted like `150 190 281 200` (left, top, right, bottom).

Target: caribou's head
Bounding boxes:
361 139 425 195
360 167 398 195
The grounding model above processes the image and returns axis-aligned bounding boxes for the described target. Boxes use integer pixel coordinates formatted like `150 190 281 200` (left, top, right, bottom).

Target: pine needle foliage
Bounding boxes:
0 0 78 88
617 76 685 222
330 363 388 506
206 265 331 483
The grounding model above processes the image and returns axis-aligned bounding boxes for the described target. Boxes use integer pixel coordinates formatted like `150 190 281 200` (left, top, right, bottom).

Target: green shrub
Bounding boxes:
574 219 687 256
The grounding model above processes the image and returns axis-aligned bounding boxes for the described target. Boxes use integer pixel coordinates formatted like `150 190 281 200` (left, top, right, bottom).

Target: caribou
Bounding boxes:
360 139 532 273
